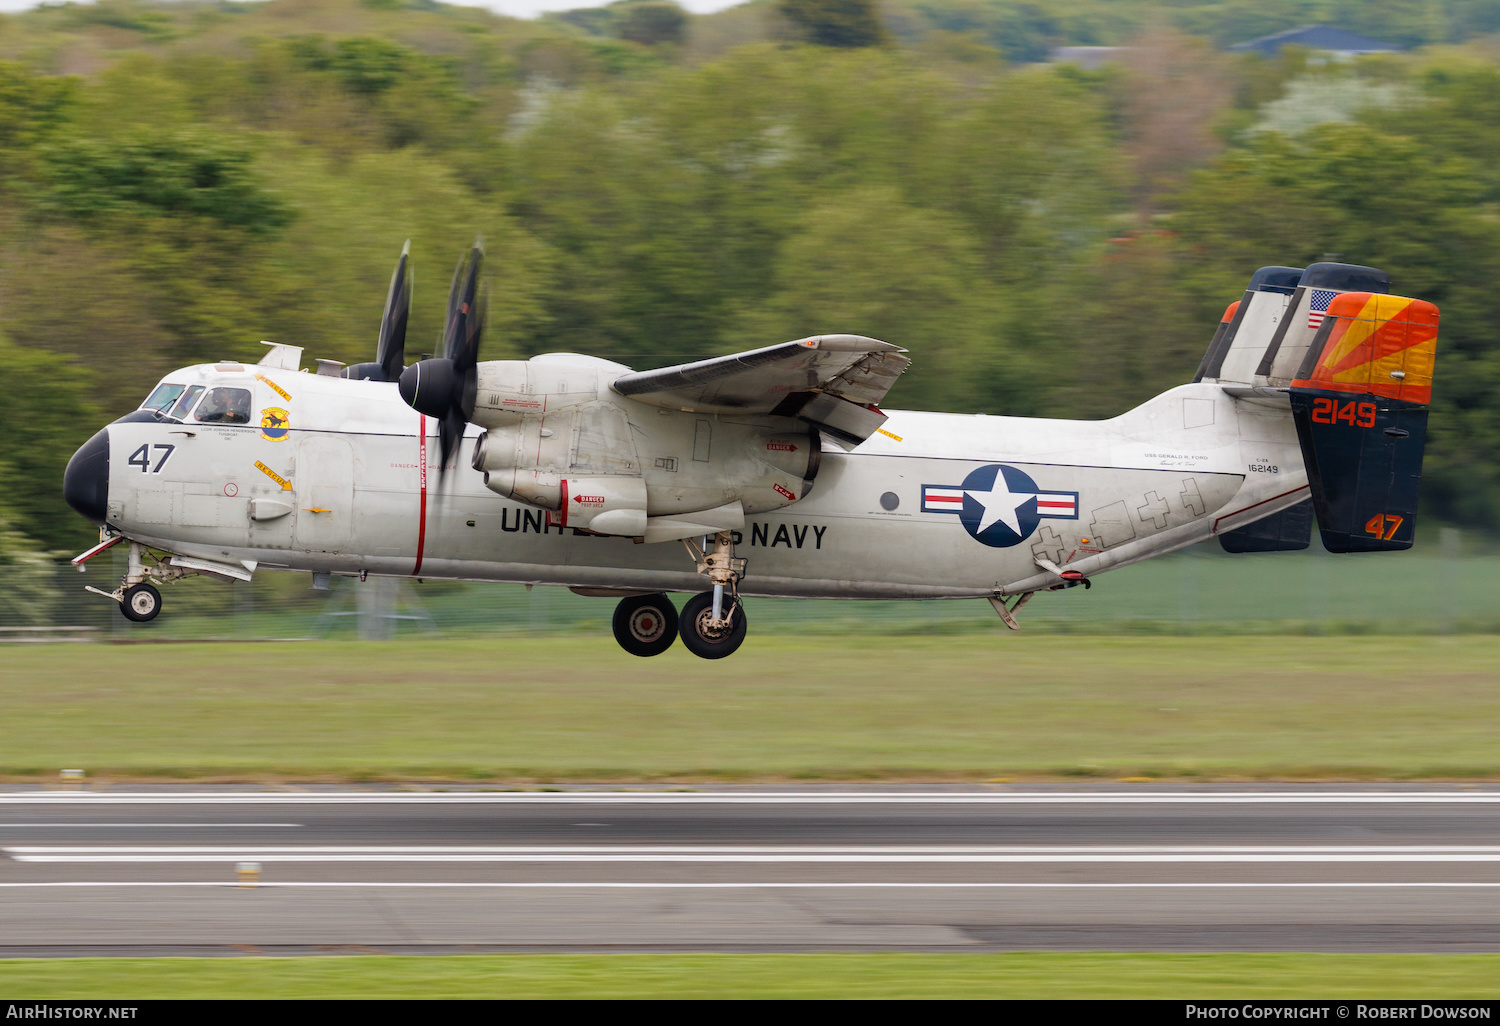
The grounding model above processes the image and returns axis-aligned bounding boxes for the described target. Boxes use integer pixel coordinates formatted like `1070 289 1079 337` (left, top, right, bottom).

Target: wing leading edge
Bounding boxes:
611 334 910 446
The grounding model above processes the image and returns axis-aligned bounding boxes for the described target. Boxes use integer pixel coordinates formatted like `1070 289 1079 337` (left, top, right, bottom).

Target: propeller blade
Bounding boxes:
444 253 466 359
444 239 484 369
342 240 413 382
456 244 483 372
400 237 488 479
439 407 466 474
377 240 411 383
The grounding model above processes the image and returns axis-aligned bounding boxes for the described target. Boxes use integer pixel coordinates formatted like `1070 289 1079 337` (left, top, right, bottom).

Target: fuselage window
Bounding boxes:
195 386 253 425
142 383 186 413
168 385 205 421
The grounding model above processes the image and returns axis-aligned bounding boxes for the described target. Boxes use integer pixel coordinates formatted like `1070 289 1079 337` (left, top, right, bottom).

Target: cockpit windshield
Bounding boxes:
142 383 186 414
167 385 205 421
194 386 253 425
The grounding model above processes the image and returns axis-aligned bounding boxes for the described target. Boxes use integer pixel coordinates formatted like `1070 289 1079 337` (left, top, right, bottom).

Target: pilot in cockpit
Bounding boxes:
194 386 252 425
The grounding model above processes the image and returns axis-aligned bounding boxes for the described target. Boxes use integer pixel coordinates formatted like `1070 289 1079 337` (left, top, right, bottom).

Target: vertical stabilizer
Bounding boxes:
1193 300 1240 383
1287 290 1438 552
1257 262 1391 386
1199 265 1302 386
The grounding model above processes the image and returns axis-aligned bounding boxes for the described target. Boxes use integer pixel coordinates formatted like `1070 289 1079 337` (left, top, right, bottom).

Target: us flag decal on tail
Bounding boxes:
1307 288 1338 330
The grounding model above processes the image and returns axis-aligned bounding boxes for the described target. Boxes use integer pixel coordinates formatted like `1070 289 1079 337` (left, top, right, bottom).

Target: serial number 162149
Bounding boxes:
1248 464 1280 474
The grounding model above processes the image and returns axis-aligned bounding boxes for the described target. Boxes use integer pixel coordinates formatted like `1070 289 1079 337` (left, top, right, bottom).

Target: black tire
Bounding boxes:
120 583 161 623
678 591 747 660
612 593 678 657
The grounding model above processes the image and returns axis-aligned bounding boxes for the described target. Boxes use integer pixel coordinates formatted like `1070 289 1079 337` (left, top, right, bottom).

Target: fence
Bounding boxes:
2 528 1494 641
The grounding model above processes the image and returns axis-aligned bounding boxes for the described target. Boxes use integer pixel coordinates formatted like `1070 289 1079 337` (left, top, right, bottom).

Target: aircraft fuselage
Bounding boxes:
75 362 1309 601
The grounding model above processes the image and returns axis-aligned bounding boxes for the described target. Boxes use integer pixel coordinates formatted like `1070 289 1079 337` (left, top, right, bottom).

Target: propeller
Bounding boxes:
398 238 486 474
342 240 412 382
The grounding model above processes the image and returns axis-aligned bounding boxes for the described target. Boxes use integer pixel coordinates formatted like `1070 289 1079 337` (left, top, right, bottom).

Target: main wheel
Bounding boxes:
612 593 678 657
678 591 747 660
120 583 161 623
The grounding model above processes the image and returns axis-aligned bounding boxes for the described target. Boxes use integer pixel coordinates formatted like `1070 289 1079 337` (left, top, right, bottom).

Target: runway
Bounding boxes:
3 787 1500 954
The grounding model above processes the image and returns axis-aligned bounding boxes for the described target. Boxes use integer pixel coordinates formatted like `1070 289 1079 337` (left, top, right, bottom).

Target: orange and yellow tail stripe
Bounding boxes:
1291 292 1438 405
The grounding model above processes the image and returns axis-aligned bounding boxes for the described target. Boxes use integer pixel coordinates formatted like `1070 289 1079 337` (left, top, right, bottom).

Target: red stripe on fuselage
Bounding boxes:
413 415 428 576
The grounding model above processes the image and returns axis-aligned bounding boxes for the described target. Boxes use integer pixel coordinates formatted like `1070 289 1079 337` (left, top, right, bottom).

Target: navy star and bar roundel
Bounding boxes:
922 464 1078 548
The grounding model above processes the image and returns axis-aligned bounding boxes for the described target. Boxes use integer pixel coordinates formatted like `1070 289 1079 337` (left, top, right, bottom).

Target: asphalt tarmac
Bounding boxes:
3 786 1500 954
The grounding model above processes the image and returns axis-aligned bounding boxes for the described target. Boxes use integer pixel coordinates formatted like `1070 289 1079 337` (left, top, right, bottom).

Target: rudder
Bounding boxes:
1287 291 1438 552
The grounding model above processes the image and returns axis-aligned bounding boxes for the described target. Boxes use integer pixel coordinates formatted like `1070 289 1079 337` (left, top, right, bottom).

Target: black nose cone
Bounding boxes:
64 427 110 526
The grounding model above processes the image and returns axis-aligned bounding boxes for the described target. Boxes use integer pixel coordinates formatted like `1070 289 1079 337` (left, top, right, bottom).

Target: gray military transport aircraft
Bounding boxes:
63 242 1439 658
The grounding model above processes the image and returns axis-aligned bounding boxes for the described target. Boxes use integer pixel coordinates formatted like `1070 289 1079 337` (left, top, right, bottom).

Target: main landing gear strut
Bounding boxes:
679 530 748 659
608 530 750 660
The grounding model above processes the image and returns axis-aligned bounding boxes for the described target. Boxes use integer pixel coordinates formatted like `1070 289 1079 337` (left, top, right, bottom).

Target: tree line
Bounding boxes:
1 0 1499 555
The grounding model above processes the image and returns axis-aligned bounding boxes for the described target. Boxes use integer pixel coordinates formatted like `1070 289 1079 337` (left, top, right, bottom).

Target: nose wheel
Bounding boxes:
611 593 679 657
120 583 162 622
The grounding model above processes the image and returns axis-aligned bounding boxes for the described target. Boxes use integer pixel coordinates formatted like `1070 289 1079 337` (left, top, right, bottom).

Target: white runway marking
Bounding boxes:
2 791 1499 805
0 823 303 829
14 845 1500 863
2 880 1500 889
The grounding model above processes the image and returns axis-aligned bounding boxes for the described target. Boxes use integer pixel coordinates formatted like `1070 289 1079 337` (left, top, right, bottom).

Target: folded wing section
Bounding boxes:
612 334 910 446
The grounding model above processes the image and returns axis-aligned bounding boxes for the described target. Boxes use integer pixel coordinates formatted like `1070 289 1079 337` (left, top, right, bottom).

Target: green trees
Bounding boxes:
617 2 687 46
3 0 1500 550
776 0 890 48
0 334 101 553
38 134 292 231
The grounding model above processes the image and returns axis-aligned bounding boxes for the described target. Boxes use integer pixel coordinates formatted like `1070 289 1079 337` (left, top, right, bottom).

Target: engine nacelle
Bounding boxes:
466 354 822 539
470 355 612 427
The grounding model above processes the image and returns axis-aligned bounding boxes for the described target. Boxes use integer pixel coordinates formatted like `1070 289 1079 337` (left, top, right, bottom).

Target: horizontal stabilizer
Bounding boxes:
1219 499 1313 553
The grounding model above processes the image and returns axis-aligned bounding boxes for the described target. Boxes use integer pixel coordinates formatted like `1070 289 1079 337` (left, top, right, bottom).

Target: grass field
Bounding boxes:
37 542 1500 642
2 634 1497 780
1 953 1499 998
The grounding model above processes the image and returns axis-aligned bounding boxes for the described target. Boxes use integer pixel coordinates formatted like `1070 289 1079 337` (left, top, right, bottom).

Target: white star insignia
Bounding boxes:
965 473 1037 537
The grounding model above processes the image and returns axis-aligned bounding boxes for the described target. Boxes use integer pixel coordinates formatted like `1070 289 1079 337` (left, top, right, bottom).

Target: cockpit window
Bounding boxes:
194 386 253 425
142 383 185 413
168 385 205 421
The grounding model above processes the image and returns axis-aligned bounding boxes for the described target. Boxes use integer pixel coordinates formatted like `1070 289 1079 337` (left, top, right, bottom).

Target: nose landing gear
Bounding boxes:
76 538 191 623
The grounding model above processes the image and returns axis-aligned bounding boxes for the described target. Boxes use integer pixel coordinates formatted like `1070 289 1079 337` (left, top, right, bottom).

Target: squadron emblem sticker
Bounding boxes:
922 464 1078 548
260 407 290 442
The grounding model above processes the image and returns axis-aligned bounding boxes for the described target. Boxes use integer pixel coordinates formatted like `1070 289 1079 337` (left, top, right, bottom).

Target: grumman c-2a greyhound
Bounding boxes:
63 243 1438 658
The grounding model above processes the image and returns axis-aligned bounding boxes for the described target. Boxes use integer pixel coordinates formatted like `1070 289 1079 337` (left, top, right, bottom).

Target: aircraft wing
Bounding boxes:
611 335 910 446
